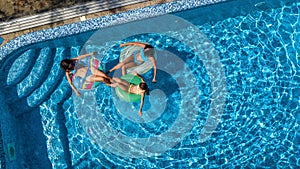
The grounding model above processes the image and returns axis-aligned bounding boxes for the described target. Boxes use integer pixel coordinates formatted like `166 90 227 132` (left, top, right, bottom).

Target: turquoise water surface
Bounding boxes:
1 0 300 168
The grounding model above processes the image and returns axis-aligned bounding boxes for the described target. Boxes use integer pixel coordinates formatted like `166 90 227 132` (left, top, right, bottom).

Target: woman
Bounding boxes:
107 42 157 83
60 52 111 96
110 72 149 116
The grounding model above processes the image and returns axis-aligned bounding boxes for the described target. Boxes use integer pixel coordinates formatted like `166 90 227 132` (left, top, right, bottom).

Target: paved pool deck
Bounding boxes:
0 0 174 47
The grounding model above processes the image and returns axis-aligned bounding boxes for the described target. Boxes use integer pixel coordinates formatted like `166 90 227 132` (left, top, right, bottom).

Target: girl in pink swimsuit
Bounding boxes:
60 52 112 96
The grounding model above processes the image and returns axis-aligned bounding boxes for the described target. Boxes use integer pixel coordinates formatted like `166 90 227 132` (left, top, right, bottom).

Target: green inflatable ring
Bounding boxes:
115 74 142 102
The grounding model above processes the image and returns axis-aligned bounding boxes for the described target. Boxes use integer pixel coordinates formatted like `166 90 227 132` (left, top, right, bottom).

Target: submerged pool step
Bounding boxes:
0 0 146 35
17 48 55 98
27 47 66 107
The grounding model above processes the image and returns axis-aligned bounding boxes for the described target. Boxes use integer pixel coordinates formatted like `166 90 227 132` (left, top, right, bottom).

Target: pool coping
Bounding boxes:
0 0 147 36
0 0 226 62
0 0 168 47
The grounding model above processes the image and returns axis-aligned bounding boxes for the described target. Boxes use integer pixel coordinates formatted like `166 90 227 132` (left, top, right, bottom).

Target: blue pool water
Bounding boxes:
0 0 300 168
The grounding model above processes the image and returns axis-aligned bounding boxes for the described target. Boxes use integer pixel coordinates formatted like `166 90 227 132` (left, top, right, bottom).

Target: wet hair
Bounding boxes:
60 59 75 71
144 44 153 49
139 82 150 95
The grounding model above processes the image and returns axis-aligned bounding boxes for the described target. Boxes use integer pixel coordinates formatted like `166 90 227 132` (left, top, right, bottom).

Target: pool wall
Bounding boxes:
0 91 52 168
0 0 299 168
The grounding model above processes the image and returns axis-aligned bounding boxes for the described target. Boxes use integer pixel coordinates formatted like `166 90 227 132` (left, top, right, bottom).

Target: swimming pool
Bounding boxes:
0 0 300 168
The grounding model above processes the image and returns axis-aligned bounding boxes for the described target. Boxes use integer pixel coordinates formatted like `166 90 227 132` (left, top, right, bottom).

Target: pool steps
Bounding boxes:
4 47 73 114
1 45 75 168
0 0 146 35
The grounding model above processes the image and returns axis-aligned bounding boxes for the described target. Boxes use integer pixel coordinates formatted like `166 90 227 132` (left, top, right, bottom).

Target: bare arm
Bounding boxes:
138 93 145 116
120 42 147 48
73 52 97 60
149 57 157 82
66 72 81 96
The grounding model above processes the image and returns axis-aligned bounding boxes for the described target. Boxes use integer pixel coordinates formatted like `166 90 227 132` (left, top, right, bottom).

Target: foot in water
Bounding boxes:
105 70 114 75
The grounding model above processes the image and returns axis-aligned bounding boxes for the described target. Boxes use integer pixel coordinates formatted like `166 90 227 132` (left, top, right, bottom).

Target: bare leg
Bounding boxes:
109 62 124 73
112 77 130 86
109 83 118 88
109 56 134 72
89 67 113 86
90 67 110 79
86 75 112 86
86 75 104 82
116 82 129 91
111 77 130 91
122 62 138 75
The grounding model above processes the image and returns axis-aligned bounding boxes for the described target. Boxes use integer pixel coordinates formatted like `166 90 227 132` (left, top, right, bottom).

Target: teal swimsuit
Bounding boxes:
133 48 149 64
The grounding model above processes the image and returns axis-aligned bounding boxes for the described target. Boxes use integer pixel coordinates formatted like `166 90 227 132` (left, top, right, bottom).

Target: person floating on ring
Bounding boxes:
60 52 112 96
110 72 149 116
106 42 157 83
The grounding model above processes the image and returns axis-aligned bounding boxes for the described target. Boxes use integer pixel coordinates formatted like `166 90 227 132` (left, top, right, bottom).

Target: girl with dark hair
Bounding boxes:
107 42 157 83
60 52 111 96
110 72 149 116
